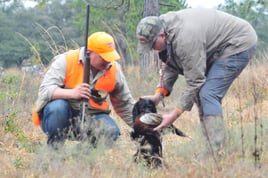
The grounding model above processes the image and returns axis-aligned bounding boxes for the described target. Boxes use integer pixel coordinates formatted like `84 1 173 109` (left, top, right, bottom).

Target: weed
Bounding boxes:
0 54 267 177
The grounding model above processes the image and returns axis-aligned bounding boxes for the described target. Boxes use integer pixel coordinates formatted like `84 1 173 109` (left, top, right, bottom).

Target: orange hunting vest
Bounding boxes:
32 48 117 126
65 49 117 111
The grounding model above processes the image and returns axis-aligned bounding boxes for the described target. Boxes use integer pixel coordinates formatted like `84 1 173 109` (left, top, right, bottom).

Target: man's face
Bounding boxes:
152 32 166 52
136 34 149 44
90 52 110 70
137 32 166 52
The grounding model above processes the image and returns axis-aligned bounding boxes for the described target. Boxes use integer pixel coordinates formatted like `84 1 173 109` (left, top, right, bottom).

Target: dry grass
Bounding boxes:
0 60 267 178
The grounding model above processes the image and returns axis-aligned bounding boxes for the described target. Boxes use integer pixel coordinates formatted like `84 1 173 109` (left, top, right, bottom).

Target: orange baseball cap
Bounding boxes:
88 32 120 62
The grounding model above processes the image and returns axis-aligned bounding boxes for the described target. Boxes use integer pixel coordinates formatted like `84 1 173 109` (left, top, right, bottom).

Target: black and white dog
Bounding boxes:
131 98 188 168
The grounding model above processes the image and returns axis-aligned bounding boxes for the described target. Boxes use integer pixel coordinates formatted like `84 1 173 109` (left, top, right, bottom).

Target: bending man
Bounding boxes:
136 8 257 155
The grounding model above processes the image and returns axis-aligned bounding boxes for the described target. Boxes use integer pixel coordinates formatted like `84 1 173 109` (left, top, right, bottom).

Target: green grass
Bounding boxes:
0 62 267 178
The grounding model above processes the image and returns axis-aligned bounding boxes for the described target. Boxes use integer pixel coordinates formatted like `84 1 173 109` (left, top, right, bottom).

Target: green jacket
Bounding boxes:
159 8 257 111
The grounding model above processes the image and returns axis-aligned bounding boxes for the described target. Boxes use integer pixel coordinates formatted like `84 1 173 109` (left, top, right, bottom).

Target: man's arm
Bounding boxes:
39 54 67 101
52 83 90 100
109 62 136 127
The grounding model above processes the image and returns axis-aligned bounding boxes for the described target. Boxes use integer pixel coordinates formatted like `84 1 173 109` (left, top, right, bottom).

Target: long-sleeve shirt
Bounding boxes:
38 47 135 127
158 8 257 111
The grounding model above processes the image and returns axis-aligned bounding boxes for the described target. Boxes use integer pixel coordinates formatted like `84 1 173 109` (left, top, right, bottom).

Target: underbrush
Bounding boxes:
0 60 267 177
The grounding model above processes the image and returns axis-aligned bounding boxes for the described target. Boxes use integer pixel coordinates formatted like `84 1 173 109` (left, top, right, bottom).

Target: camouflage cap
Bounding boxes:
136 16 163 53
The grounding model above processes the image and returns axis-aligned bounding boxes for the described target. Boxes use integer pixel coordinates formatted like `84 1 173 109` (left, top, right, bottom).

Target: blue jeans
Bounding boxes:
41 99 120 145
199 46 256 117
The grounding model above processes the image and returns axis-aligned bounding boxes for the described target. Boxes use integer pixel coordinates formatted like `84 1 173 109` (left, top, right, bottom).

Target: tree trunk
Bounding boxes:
140 0 160 77
143 0 160 16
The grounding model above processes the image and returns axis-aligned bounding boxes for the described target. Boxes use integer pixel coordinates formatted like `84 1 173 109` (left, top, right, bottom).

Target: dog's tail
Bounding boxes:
169 125 193 140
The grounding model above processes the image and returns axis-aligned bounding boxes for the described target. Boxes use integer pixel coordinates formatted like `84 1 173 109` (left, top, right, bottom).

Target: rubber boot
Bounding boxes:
201 115 226 159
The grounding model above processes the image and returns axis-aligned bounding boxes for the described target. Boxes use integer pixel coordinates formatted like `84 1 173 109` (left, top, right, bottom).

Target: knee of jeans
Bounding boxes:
199 88 223 116
114 127 120 139
44 100 70 117
42 100 71 132
199 87 214 103
106 125 120 140
93 114 121 140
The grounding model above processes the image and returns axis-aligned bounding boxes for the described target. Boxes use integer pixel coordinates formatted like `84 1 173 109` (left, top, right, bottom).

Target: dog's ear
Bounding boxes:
146 99 157 113
132 100 140 121
139 98 145 102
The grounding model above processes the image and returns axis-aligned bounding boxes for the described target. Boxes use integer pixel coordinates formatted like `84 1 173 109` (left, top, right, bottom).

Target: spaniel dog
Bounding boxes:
131 98 188 168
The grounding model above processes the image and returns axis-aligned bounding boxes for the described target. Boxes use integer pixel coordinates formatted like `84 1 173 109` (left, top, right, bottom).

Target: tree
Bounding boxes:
0 4 31 67
218 0 268 51
139 0 160 76
139 0 188 76
0 0 86 67
71 0 143 68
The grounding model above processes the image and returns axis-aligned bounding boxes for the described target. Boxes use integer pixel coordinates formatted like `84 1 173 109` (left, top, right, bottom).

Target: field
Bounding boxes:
0 59 267 178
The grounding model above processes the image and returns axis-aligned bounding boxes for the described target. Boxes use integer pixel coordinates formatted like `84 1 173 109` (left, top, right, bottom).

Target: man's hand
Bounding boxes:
142 92 162 105
153 108 184 131
72 83 91 99
52 83 90 100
